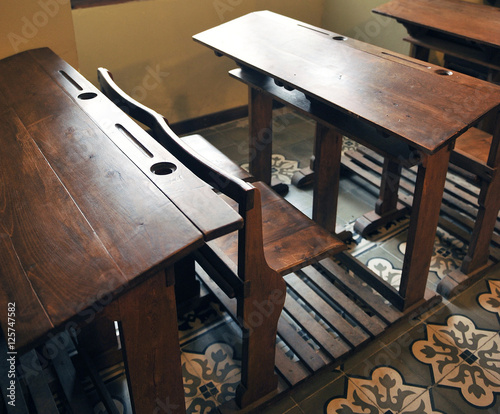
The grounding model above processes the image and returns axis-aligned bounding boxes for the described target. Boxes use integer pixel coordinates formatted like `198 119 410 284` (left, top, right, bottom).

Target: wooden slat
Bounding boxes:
349 146 500 249
276 318 329 372
74 342 120 414
285 274 369 346
283 292 351 359
199 260 439 398
274 345 309 386
301 266 386 336
318 259 403 324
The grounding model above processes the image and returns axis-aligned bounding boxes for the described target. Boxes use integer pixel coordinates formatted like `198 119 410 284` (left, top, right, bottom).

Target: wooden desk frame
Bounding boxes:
231 68 445 311
0 48 242 414
372 0 500 297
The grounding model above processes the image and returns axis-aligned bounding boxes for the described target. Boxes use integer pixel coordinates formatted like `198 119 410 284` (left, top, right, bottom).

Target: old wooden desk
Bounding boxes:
0 48 242 413
373 0 500 82
193 11 500 312
372 0 500 296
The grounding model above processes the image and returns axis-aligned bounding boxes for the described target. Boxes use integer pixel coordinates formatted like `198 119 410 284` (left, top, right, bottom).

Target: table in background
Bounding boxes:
193 11 500 311
372 0 500 296
0 48 242 413
373 0 500 83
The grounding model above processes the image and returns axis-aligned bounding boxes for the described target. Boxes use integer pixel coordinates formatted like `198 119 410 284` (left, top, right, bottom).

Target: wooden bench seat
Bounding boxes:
98 67 346 409
181 134 254 182
452 127 493 167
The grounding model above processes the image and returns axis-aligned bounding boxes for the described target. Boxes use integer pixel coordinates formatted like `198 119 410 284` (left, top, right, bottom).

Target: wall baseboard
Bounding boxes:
170 105 249 136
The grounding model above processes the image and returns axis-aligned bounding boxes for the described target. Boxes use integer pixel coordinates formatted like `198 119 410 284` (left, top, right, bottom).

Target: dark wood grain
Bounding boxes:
0 48 244 413
193 11 500 154
194 11 500 310
117 269 186 414
0 108 125 350
98 66 347 408
372 2 500 296
373 0 500 49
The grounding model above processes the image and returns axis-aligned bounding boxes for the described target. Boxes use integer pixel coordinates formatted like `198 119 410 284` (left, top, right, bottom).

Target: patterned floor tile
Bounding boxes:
430 379 500 413
297 373 350 414
182 337 241 412
259 396 304 414
343 323 432 386
323 366 439 414
412 314 500 408
290 367 344 405
478 279 500 324
424 278 500 332
178 297 228 343
354 245 405 290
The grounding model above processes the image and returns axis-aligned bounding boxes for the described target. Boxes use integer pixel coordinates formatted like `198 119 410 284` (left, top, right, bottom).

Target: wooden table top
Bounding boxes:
0 48 242 351
193 11 500 154
373 0 500 49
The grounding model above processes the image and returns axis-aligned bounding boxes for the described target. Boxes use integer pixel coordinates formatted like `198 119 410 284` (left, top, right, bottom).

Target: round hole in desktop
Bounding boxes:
78 92 98 100
332 35 347 41
150 162 177 175
435 69 453 76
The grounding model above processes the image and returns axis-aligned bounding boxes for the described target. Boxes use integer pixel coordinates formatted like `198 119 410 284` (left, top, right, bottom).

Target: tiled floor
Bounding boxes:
94 108 500 413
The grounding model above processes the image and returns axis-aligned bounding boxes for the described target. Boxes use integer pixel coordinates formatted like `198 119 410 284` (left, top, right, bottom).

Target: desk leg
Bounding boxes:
354 157 409 236
312 124 349 237
399 146 451 309
438 118 500 297
409 44 430 63
249 87 273 184
117 268 186 414
174 254 200 311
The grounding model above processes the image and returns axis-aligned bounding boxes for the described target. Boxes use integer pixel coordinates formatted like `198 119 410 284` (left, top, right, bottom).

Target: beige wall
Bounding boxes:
321 0 498 66
72 0 323 123
0 0 77 66
321 0 409 55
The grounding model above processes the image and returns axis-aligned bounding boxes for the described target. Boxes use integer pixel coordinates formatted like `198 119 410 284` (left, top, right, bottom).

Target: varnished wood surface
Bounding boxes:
0 48 242 351
98 66 347 408
193 11 500 154
373 0 500 49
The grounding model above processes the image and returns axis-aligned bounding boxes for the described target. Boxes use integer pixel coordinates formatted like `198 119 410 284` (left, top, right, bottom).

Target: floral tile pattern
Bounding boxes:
412 315 500 408
241 154 299 185
325 367 444 414
478 280 500 320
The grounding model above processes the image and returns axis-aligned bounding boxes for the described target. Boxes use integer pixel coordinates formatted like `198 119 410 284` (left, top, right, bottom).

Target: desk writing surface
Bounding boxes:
194 11 500 154
373 0 500 48
0 48 241 351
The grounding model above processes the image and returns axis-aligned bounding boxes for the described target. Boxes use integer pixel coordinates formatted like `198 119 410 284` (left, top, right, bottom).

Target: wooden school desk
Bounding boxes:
193 11 500 311
373 0 500 82
373 0 500 296
0 48 242 413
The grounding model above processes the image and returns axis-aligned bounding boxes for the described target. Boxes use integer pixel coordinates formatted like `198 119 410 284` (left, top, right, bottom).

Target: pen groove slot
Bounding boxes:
59 70 83 91
115 124 154 158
